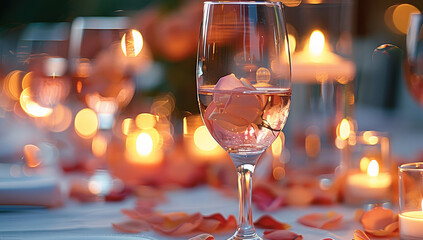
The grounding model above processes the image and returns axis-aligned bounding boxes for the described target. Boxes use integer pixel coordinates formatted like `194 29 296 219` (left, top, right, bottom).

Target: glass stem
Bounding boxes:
236 163 256 237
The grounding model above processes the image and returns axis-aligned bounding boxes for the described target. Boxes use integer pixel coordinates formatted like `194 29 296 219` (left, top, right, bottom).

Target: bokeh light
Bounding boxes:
135 113 157 130
74 108 98 138
92 133 108 157
20 88 53 117
193 126 218 151
23 144 42 168
385 4 421 35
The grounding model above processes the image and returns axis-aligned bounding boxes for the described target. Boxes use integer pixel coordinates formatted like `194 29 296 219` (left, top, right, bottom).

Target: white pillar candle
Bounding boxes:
400 211 423 239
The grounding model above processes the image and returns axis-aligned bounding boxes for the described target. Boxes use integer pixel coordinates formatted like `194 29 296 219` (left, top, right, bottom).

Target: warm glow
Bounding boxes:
363 131 379 145
121 29 144 57
392 4 420 34
309 30 325 57
183 117 188 135
288 34 297 53
338 118 351 140
88 181 102 195
135 113 157 130
273 166 286 180
20 88 53 117
92 134 108 157
74 108 98 138
305 133 321 158
367 160 379 177
272 135 283 157
23 144 41 168
136 132 154 156
35 104 72 132
21 72 33 89
122 118 133 135
359 157 370 173
4 70 23 100
193 126 218 151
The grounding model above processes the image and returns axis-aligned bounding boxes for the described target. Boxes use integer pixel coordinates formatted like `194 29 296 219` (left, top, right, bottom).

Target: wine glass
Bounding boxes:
196 2 291 239
404 13 423 107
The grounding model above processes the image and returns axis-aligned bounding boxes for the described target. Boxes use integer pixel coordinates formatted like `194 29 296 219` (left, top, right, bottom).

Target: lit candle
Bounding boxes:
346 160 392 202
291 30 356 83
183 115 225 163
400 200 423 239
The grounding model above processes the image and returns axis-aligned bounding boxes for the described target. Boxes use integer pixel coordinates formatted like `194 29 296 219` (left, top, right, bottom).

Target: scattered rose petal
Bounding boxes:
252 185 286 211
297 211 343 229
353 229 370 240
151 212 203 235
365 222 398 237
198 213 237 233
263 230 303 240
254 215 291 230
360 207 397 231
189 233 215 240
112 219 150 233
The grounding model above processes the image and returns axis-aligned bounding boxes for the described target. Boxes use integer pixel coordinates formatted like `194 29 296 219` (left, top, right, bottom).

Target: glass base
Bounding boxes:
228 233 263 240
227 229 263 240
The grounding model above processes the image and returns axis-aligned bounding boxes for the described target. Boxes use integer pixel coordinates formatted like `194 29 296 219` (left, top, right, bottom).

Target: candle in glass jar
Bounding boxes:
346 160 392 199
400 211 423 239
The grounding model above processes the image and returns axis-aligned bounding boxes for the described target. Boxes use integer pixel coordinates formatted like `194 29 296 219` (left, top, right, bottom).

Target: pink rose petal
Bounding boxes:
254 215 291 230
151 212 203 235
360 207 397 232
354 229 370 240
189 233 215 240
297 211 343 229
263 230 303 240
206 74 262 133
214 73 254 92
112 219 150 233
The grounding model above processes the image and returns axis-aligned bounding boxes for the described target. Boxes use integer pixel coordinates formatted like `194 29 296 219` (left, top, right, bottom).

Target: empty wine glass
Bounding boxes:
404 13 423 107
196 2 291 239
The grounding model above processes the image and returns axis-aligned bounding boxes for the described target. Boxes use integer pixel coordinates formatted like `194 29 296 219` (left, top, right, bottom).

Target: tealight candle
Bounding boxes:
346 160 392 201
399 163 423 240
291 30 356 83
399 210 423 239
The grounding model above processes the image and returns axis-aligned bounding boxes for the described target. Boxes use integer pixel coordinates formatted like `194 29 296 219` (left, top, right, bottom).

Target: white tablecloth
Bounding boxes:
0 186 365 240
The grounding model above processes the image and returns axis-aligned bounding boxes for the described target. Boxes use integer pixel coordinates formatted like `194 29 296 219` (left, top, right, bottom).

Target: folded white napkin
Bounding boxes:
0 164 63 208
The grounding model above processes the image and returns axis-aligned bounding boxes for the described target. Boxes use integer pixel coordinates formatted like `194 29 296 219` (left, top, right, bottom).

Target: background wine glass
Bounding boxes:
404 13 423 107
196 2 291 239
68 17 137 196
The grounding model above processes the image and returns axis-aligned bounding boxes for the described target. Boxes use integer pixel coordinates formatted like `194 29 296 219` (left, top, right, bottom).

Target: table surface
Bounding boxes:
0 185 374 240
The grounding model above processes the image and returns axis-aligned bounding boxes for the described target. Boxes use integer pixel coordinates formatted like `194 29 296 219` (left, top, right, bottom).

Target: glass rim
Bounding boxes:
203 1 281 6
399 162 423 171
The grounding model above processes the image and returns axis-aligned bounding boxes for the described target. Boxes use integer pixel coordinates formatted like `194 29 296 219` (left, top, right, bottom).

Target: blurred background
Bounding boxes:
0 0 422 197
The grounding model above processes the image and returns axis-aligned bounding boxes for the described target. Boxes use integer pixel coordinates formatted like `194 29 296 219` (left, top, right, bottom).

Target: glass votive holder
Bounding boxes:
344 131 392 206
399 162 423 240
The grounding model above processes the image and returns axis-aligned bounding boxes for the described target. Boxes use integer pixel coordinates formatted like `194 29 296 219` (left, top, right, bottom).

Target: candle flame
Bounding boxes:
136 132 154 156
272 134 283 157
309 30 325 57
367 160 379 177
121 29 143 57
338 118 351 140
